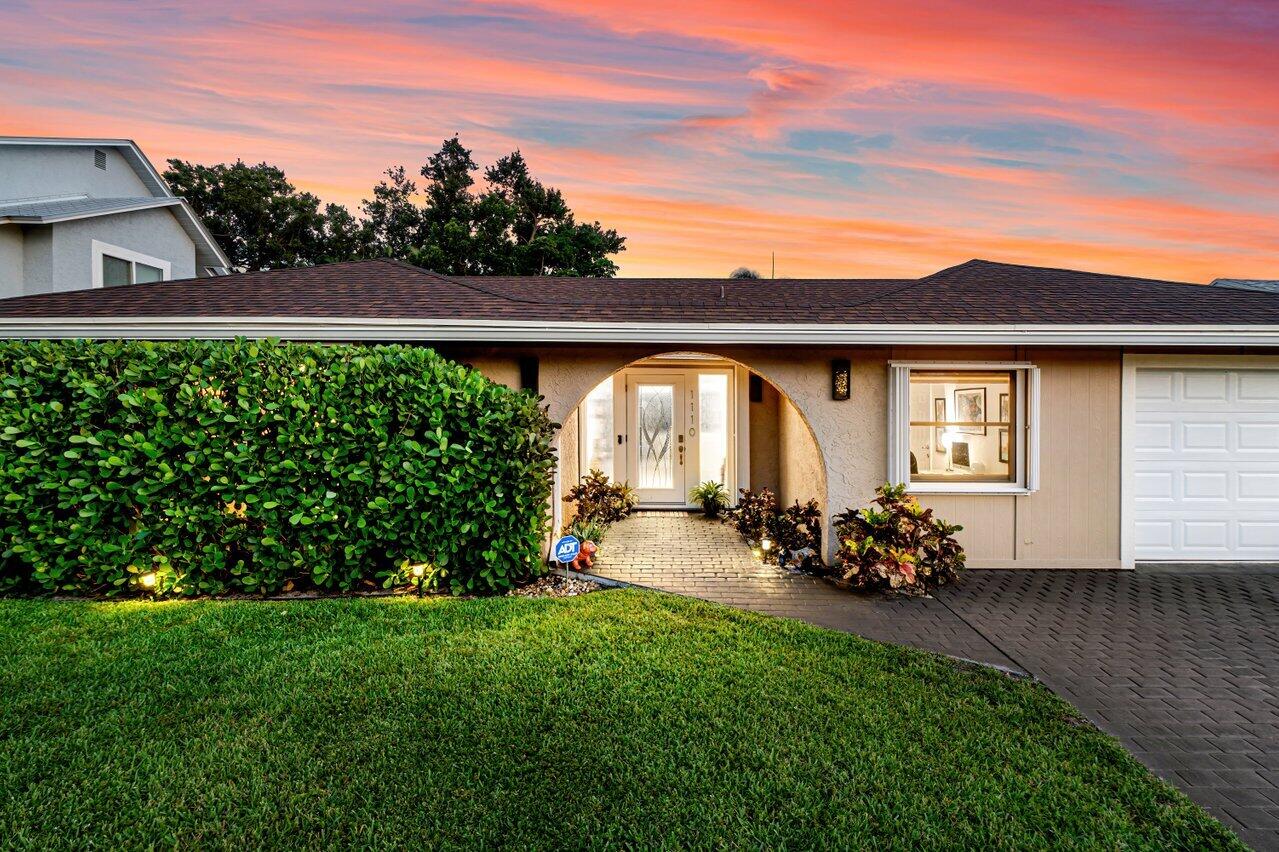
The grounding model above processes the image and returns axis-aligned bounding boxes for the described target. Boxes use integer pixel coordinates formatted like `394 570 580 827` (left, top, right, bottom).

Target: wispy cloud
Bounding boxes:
1 0 1276 280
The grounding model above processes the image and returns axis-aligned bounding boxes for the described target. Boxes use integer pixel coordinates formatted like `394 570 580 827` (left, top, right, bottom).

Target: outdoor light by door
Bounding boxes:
831 359 851 400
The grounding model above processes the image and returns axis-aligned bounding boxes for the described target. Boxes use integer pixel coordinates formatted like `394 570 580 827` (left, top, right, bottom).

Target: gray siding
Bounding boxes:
0 225 22 299
0 146 152 200
21 226 52 295
48 209 195 293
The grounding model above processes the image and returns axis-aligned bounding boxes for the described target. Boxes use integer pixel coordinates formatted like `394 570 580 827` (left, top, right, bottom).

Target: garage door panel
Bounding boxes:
1133 367 1279 561
1239 372 1279 401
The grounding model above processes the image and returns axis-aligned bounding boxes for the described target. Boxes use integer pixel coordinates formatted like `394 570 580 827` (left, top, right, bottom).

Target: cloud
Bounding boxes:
0 0 1276 281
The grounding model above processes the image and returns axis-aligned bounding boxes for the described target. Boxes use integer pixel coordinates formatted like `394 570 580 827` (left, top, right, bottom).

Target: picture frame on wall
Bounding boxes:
999 392 1010 423
999 428 1009 463
953 387 987 435
951 440 971 469
933 397 946 452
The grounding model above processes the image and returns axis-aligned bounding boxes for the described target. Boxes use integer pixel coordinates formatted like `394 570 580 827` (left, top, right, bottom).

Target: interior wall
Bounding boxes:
749 379 780 494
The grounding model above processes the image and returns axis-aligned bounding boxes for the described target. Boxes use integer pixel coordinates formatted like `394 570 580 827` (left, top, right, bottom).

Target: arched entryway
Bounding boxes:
551 350 830 559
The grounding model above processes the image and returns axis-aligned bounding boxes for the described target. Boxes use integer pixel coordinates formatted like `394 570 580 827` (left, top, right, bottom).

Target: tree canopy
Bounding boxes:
165 137 625 276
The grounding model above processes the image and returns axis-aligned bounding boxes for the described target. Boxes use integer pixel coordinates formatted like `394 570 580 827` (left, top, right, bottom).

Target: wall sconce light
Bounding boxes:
831 359 851 400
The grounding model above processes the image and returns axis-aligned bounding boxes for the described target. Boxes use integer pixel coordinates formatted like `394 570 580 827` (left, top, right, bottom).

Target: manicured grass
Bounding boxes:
0 591 1240 849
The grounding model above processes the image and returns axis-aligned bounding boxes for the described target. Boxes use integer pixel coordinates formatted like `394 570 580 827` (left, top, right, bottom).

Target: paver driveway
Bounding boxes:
590 512 1279 849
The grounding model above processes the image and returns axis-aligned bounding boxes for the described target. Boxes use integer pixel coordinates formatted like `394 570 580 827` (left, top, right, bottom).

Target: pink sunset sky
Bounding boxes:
2 0 1277 281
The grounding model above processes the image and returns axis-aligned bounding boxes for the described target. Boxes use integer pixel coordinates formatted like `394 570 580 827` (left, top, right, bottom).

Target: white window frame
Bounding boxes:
888 361 1040 495
91 240 172 288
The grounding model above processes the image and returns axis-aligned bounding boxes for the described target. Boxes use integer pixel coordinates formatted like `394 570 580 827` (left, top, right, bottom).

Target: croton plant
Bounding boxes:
831 483 965 594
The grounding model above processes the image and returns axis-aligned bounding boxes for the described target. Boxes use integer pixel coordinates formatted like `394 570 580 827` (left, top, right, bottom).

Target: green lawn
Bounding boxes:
0 590 1239 849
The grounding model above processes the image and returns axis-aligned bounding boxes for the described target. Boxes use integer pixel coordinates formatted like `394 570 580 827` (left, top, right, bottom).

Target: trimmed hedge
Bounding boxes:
0 339 557 596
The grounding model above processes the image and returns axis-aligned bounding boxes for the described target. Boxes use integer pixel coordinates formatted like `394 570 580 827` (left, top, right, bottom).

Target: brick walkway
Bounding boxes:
589 511 1279 849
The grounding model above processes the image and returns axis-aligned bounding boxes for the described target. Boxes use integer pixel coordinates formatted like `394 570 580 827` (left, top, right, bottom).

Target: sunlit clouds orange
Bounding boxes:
2 0 1276 281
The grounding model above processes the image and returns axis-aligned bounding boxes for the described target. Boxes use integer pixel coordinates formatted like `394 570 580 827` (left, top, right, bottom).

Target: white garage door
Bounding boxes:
1133 367 1279 560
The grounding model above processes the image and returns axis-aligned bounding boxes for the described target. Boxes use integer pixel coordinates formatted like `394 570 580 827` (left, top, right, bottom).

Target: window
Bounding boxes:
888 363 1039 492
101 255 131 287
91 240 171 288
580 377 615 479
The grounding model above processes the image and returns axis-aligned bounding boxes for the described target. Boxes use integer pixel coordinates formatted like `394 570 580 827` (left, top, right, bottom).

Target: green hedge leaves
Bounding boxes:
0 339 557 596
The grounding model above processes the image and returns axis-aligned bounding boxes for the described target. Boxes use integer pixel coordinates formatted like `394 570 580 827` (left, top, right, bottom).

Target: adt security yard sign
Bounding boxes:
553 535 581 565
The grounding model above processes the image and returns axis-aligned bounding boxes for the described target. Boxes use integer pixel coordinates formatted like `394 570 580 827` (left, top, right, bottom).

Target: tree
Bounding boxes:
730 267 761 279
403 138 625 276
163 160 366 271
360 166 422 259
166 137 626 276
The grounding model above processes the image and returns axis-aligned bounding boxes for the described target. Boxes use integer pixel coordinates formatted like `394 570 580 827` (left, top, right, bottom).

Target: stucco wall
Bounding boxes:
749 379 780 493
44 208 196 294
0 145 151 199
439 344 1122 568
20 226 52 295
0 226 22 299
778 394 826 514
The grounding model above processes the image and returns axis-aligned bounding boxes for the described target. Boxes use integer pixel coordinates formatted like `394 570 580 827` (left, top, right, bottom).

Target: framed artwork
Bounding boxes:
933 397 946 452
953 387 987 435
951 440 970 469
999 392 1010 423
999 428 1009 463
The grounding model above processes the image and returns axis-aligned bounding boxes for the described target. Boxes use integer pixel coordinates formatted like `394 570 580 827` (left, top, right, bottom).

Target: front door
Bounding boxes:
628 377 687 504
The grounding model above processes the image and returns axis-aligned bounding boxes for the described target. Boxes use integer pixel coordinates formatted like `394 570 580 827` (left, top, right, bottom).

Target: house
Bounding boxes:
1212 278 1279 294
0 256 1277 568
0 137 229 298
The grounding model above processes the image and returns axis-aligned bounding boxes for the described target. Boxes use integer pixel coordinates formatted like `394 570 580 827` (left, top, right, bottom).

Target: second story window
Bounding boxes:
92 240 171 288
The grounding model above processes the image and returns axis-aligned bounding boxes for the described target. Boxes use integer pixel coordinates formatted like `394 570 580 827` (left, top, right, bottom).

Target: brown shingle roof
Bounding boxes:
1 257 1277 325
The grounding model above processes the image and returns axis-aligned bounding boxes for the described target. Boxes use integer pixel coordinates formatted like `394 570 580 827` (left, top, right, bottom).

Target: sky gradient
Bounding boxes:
2 0 1277 281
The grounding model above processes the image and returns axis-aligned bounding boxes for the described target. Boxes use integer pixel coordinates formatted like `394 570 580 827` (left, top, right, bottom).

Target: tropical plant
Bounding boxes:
725 487 778 544
772 499 823 571
564 469 637 527
688 481 730 519
830 483 965 594
565 517 607 545
723 489 823 569
0 339 557 597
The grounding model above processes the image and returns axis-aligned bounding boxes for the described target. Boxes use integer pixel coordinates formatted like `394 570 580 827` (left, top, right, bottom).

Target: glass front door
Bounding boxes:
629 377 686 504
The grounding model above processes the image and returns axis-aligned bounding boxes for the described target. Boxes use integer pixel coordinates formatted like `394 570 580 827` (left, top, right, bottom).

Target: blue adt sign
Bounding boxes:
553 535 581 564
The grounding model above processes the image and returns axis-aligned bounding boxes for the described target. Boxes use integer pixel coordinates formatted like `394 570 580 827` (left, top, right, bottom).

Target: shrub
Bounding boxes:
725 488 822 570
564 468 637 527
725 487 777 544
830 483 965 594
0 339 557 597
565 517 607 545
688 481 729 519
773 499 823 571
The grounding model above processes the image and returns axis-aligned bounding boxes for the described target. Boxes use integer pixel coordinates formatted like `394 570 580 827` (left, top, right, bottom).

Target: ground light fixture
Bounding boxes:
138 571 158 591
409 562 428 597
760 537 773 553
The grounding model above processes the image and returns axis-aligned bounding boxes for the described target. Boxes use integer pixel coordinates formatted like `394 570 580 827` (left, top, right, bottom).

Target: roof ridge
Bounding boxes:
936 257 1199 287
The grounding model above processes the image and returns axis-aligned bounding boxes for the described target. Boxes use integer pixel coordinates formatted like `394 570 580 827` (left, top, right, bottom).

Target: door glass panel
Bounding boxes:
637 384 674 489
698 373 729 485
582 377 614 478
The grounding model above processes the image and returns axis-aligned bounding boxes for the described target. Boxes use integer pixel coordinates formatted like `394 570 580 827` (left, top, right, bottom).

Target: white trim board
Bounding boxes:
1120 353 1279 568
4 316 1279 346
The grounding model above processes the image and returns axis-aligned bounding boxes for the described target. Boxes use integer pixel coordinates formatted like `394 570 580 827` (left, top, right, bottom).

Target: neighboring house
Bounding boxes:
1211 278 1279 294
1 257 1277 568
0 137 228 298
